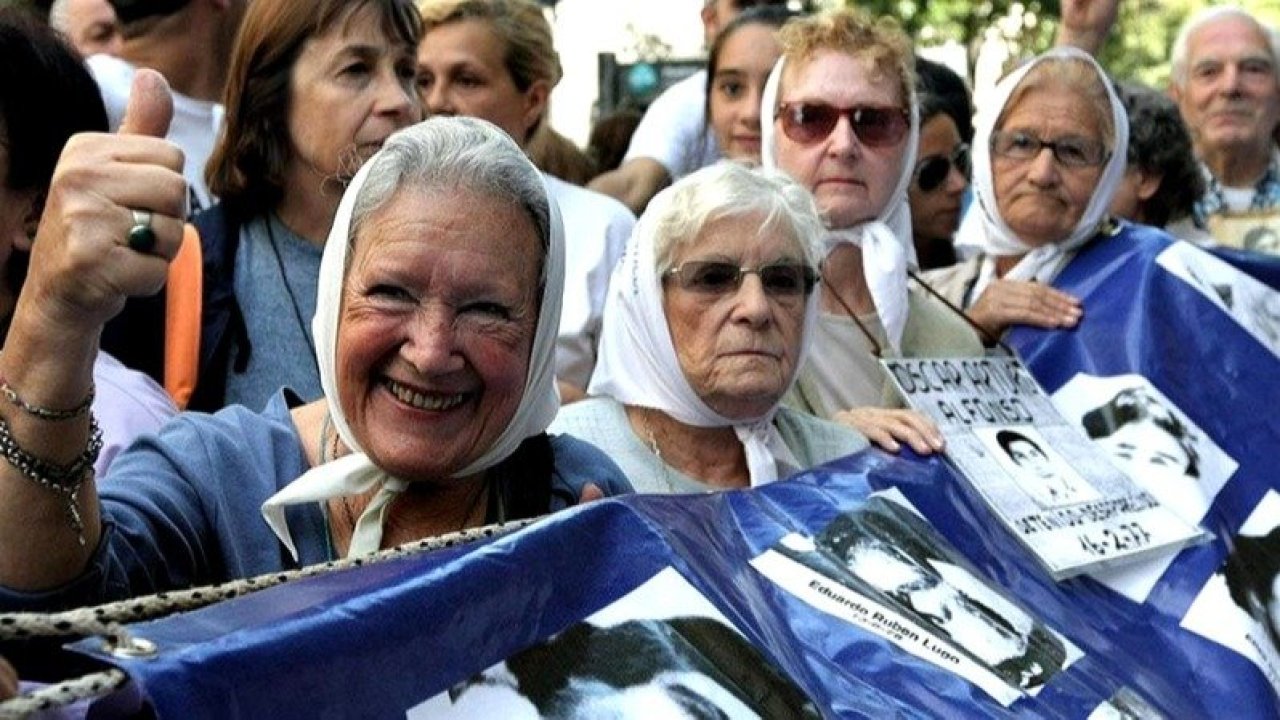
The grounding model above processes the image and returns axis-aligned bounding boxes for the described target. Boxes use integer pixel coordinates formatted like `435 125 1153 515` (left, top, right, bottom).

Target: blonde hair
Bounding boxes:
416 0 561 91
776 8 915 109
1000 56 1115 151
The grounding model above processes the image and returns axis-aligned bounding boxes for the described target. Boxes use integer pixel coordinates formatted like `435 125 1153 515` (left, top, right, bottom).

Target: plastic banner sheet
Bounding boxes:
62 225 1278 719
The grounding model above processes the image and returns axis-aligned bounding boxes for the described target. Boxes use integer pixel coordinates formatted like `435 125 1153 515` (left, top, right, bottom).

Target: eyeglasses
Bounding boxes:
914 143 970 192
775 102 910 148
989 130 1109 168
663 261 818 297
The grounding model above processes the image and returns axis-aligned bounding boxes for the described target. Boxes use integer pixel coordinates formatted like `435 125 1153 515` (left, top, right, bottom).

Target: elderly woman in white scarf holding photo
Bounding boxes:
0 116 630 608
550 161 867 493
924 47 1129 338
761 8 983 455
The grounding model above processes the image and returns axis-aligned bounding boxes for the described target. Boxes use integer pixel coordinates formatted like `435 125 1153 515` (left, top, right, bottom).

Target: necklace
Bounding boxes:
822 279 885 358
264 217 320 367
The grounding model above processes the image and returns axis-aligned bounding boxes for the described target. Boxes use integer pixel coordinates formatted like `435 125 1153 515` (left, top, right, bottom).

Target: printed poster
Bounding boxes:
883 356 1207 579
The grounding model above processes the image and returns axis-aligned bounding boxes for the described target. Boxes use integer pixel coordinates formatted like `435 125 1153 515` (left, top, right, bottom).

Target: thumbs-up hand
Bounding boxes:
19 68 188 333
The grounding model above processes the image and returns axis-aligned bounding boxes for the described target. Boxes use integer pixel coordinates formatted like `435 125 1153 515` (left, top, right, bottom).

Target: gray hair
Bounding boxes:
348 116 550 284
1170 5 1280 87
48 0 71 32
649 161 826 275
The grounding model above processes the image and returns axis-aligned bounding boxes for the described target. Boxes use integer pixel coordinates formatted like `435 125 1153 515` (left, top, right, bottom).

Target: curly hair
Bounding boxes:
776 7 915 113
1113 81 1204 227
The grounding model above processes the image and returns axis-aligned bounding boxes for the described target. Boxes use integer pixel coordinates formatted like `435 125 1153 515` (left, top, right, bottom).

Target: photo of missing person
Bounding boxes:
441 617 818 719
1157 242 1280 354
975 425 1101 509
409 568 818 719
1224 525 1280 657
1052 374 1234 526
1182 492 1280 689
807 495 1072 693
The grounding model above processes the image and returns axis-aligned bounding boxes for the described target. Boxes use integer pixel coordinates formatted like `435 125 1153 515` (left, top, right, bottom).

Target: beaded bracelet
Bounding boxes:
0 376 94 421
0 413 103 546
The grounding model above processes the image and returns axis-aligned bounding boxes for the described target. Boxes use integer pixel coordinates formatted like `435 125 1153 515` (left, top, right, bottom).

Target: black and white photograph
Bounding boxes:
1053 374 1234 526
408 568 818 719
1157 242 1280 355
974 425 1102 509
763 494 1076 696
1182 491 1280 692
1053 373 1234 600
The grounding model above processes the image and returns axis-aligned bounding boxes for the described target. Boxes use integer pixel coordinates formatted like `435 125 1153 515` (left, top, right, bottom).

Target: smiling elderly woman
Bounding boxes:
0 116 630 607
550 161 867 493
924 48 1130 337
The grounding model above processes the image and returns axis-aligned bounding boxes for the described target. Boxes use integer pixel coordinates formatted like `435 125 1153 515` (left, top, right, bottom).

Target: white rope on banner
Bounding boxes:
0 517 537 718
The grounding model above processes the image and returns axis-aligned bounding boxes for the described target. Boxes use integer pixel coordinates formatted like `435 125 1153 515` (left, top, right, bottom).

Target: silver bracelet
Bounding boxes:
0 413 103 546
0 375 94 421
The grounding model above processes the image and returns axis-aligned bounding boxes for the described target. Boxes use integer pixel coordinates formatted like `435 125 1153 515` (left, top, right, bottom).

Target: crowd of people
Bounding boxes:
1 0 1280 708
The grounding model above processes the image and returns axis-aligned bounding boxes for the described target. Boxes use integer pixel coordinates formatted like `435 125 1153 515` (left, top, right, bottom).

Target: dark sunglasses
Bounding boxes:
663 261 818 297
914 143 971 193
775 102 909 148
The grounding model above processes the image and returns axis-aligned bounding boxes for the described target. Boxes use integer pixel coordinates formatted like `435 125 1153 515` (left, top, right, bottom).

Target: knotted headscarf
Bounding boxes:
588 162 824 486
262 117 565 559
761 54 920 351
954 47 1129 289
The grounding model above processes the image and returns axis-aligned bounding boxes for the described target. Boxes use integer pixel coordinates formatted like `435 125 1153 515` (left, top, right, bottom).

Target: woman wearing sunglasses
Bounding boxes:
549 162 866 494
924 48 1127 340
761 8 983 455
908 57 974 270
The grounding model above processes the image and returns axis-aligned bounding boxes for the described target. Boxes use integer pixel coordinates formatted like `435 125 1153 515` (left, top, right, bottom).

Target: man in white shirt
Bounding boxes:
588 0 792 215
1169 6 1280 231
91 0 246 216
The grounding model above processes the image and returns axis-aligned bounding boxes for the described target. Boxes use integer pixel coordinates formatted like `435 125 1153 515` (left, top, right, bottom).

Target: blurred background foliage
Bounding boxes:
830 0 1280 89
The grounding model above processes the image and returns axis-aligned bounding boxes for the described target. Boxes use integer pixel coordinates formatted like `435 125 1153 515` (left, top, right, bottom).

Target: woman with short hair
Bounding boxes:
762 8 983 454
551 161 866 493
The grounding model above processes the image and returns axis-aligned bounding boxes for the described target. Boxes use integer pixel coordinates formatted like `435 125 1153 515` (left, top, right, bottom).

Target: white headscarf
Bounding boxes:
262 117 565 560
761 54 920 351
954 47 1129 286
587 163 823 486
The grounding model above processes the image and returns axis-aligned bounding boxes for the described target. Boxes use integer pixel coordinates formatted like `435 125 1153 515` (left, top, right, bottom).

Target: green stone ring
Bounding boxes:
127 209 156 254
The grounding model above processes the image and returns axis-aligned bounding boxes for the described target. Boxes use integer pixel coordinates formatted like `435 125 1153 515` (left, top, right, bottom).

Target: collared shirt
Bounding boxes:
1193 147 1280 228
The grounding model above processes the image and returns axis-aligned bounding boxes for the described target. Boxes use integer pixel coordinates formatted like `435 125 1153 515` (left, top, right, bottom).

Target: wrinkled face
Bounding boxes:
992 84 1106 247
1094 420 1193 482
416 19 544 145
286 5 420 188
908 114 968 243
336 185 541 481
63 0 122 58
774 51 908 229
1174 15 1280 159
663 213 810 420
709 23 780 163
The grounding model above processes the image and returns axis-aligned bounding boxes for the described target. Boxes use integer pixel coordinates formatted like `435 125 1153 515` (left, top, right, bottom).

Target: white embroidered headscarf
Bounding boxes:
954 47 1129 289
262 117 565 560
588 161 825 486
761 50 920 352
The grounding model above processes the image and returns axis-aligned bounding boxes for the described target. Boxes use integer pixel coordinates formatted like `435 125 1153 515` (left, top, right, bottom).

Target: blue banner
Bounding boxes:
65 226 1279 719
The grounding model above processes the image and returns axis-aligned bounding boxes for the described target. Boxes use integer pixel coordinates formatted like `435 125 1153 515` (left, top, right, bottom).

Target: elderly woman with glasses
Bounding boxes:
923 48 1129 340
761 8 983 455
0 116 632 608
549 161 867 493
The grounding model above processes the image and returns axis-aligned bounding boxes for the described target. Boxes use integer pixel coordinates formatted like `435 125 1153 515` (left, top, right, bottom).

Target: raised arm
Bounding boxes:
0 70 186 591
1054 0 1120 56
